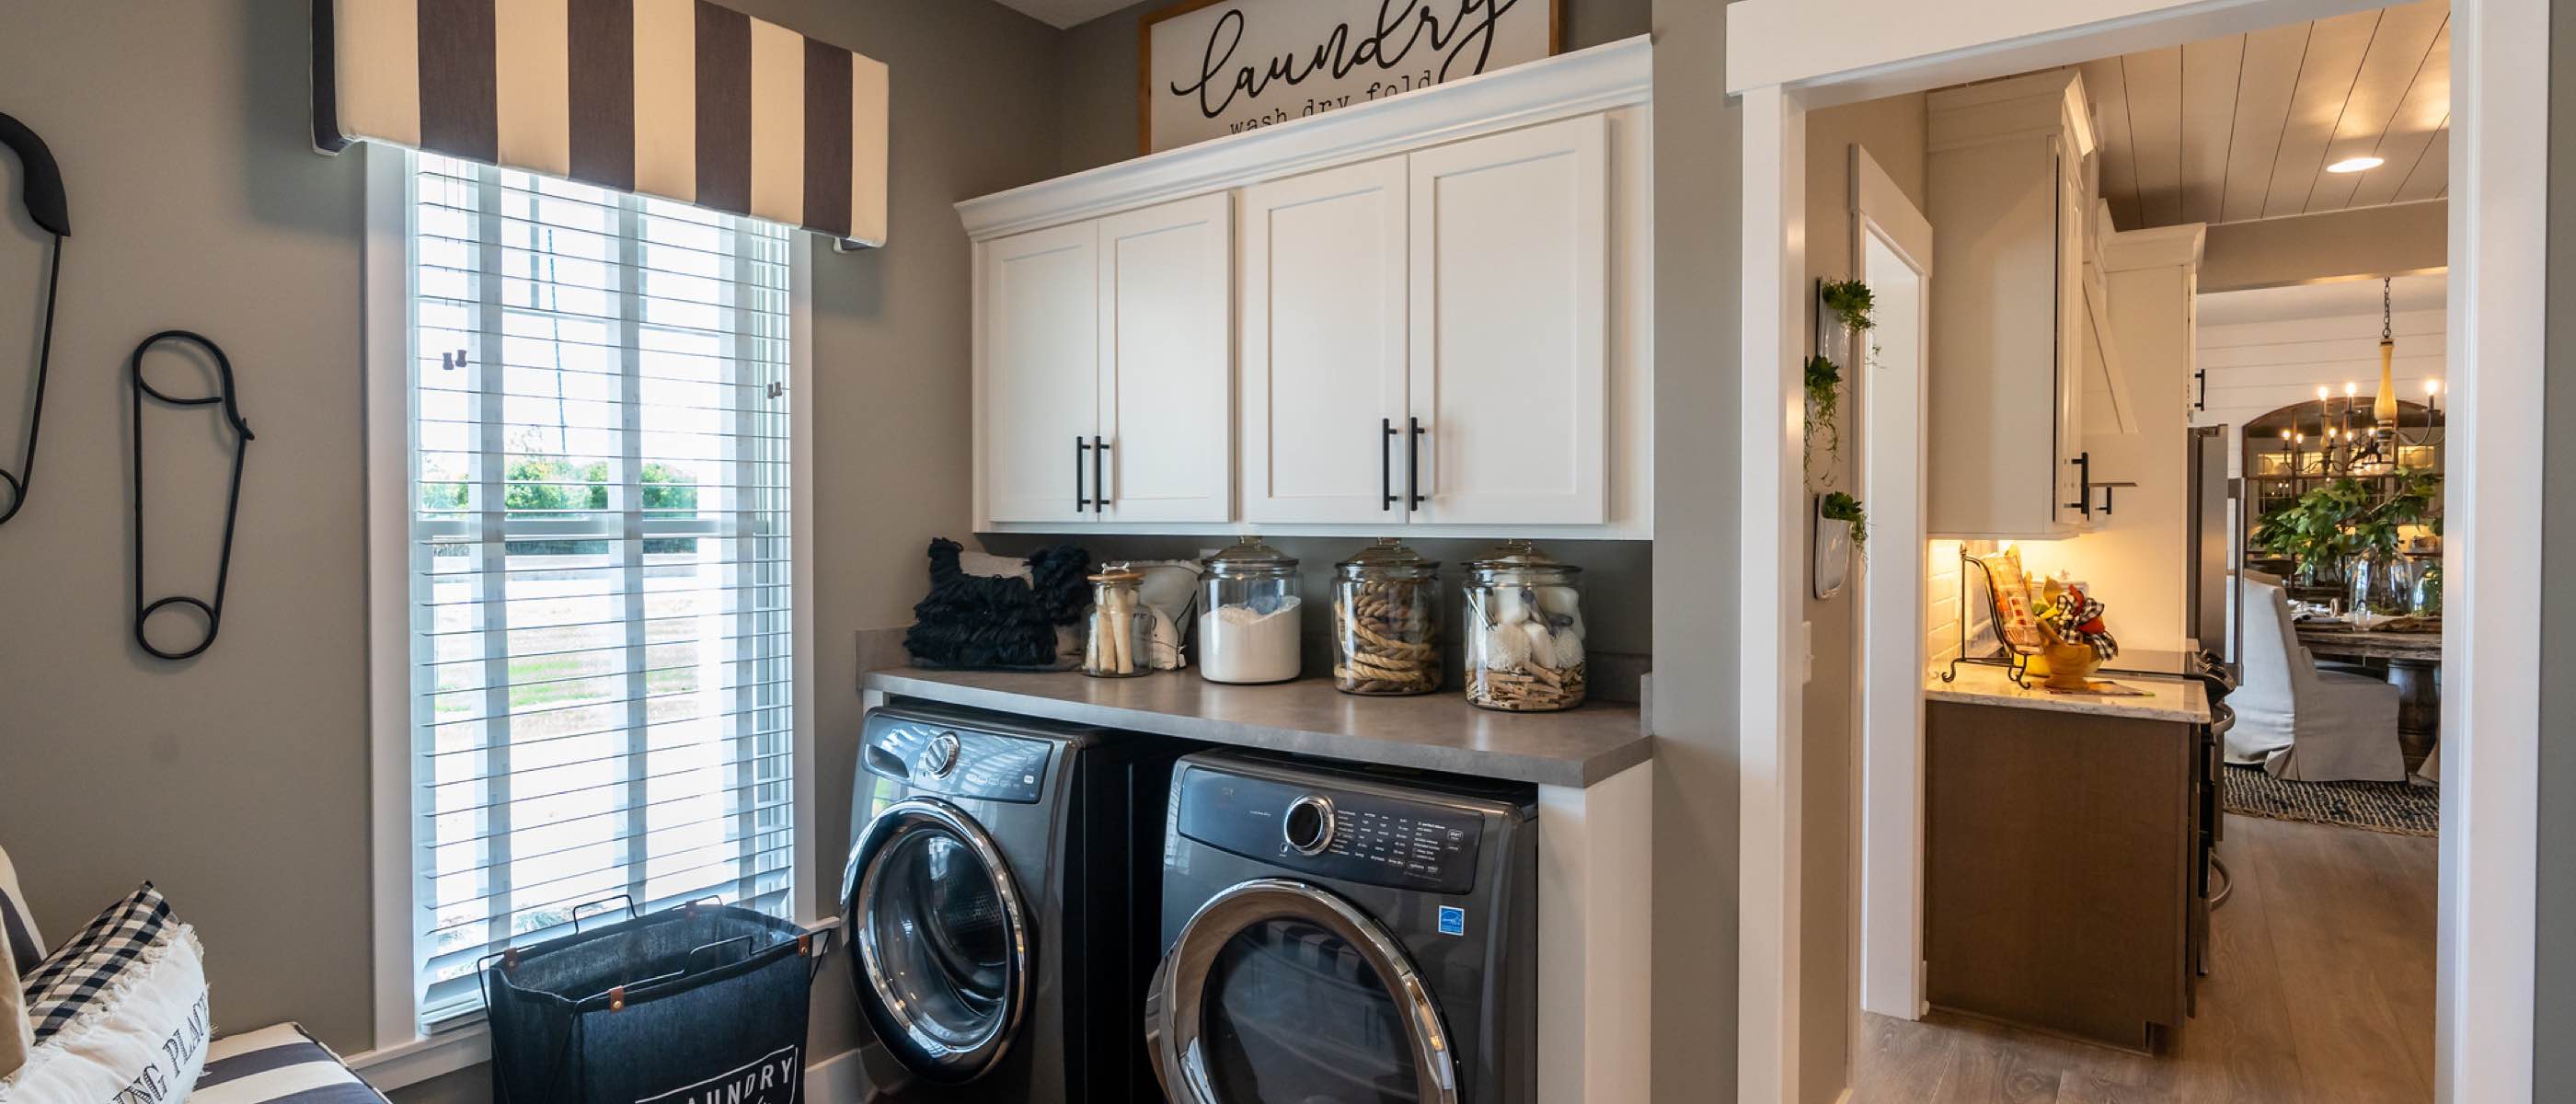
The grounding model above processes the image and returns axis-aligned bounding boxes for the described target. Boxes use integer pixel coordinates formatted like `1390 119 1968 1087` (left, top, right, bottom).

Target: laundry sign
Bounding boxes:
1141 0 1561 154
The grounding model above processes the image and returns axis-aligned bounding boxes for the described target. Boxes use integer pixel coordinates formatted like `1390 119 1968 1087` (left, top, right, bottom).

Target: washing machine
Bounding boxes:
1145 750 1539 1104
841 703 1178 1102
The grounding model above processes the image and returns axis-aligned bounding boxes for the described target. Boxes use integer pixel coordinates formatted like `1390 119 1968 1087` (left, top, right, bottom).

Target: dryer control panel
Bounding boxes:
1176 766 1485 895
862 712 1051 803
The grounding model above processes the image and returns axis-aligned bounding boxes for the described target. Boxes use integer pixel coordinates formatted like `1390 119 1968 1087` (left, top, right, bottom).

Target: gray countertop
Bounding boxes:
860 668 1652 788
1925 662 2212 724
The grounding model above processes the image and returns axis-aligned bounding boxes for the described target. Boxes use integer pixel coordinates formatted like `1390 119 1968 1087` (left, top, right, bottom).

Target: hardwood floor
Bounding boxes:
1852 814 2437 1103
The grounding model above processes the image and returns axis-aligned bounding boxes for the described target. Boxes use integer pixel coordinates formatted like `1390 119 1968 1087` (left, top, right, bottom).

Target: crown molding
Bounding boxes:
955 34 1651 241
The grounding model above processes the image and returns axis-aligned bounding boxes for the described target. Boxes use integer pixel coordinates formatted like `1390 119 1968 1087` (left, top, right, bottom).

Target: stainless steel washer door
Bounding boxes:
844 798 1031 1083
1146 878 1460 1104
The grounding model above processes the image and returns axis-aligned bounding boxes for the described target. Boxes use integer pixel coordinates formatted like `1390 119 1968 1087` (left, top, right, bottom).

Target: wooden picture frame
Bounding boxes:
1137 0 1566 156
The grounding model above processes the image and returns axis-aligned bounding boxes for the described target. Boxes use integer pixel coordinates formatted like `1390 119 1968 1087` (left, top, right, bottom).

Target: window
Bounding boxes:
396 152 800 1028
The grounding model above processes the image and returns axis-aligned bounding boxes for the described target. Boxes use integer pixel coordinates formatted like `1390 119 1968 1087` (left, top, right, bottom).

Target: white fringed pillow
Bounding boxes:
0 884 211 1103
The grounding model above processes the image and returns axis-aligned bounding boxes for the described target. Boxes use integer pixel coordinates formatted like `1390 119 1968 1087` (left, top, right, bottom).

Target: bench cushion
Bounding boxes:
194 1025 387 1104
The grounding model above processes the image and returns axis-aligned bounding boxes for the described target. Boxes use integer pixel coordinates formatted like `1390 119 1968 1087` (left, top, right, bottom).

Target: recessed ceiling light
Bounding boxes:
2326 155 2386 174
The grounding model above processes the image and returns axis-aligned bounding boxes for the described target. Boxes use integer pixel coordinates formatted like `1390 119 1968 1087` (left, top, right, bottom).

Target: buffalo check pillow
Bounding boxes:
0 883 212 1103
0 843 41 978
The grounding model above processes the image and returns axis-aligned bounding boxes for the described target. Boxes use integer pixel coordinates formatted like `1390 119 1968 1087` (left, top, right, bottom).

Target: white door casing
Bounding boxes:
1848 144 1934 1024
1098 194 1236 523
1408 115 1612 526
1238 156 1412 524
982 222 1100 523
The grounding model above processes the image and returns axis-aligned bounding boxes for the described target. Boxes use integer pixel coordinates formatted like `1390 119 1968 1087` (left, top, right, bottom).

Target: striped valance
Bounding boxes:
312 0 889 247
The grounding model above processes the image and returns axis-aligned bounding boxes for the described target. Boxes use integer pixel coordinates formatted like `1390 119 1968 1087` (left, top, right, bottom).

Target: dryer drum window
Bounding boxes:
1154 878 1460 1104
851 801 1032 1082
1204 917 1423 1100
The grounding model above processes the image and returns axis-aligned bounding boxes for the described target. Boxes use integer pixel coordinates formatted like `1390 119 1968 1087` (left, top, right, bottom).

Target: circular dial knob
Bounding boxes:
1282 794 1337 856
916 731 961 779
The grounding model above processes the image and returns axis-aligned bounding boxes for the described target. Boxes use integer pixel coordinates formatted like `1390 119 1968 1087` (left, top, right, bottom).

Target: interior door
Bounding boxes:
982 222 1099 523
1098 194 1234 523
845 799 1031 1083
1145 880 1459 1104
1239 157 1411 524
1408 115 1610 526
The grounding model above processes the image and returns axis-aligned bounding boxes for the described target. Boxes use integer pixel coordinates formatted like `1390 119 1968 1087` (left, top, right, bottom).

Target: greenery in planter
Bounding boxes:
1820 489 1868 550
1820 279 1877 335
2250 472 2443 581
1803 353 1843 475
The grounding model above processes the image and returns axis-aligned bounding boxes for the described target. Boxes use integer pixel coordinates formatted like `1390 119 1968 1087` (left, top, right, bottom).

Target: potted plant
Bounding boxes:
1812 490 1867 599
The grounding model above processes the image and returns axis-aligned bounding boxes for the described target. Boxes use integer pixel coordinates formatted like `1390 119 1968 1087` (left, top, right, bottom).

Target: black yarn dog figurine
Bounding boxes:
903 539 1092 670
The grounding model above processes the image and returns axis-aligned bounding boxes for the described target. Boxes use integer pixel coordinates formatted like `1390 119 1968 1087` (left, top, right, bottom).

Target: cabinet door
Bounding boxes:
981 222 1099 523
1407 116 1610 526
1097 194 1235 523
2053 137 2090 526
1240 157 1412 524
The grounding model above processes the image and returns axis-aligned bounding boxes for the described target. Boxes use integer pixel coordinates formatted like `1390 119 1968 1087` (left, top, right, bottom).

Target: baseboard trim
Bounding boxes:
807 1047 863 1103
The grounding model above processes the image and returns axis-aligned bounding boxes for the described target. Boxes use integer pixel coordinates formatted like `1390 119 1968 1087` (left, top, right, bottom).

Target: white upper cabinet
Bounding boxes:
1408 115 1610 526
1240 157 1411 524
979 222 1098 524
1098 194 1235 523
1926 69 2098 539
959 37 1653 537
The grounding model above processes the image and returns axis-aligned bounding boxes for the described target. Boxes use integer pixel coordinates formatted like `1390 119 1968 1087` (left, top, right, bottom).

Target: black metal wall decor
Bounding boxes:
0 110 71 526
130 331 254 661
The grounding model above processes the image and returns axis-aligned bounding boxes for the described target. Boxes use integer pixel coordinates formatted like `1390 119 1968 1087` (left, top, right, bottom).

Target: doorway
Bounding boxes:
1728 1 2546 1102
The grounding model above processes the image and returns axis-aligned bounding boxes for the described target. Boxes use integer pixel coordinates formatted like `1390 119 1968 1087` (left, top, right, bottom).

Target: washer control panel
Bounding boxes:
1177 766 1483 895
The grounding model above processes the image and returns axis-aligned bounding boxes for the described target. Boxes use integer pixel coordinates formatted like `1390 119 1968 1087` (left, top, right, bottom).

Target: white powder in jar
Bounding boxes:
1200 597 1304 684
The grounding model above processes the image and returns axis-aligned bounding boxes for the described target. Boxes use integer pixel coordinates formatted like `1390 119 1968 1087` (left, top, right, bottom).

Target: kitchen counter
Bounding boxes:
1926 662 2211 725
861 667 1651 788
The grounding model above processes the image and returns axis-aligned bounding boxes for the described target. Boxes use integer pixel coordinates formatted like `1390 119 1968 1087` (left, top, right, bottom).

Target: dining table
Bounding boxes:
2294 619 2442 771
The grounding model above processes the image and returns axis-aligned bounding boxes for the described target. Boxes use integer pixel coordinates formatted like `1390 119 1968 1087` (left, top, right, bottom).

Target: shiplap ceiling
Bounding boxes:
2079 0 2449 230
992 0 1139 29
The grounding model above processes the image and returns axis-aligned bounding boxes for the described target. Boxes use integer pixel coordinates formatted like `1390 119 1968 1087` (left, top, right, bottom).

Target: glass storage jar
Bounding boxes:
1083 566 1152 678
1462 540 1586 711
1199 536 1304 684
1331 538 1442 696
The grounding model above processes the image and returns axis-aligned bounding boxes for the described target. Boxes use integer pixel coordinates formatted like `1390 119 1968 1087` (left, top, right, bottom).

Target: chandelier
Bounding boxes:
2296 278 2442 477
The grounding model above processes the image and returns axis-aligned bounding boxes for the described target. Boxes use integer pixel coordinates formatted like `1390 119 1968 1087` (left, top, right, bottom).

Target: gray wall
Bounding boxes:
2539 3 2572 1098
0 4 1063 1104
1051 0 1656 175
1648 2 1743 1101
1794 93 1927 1104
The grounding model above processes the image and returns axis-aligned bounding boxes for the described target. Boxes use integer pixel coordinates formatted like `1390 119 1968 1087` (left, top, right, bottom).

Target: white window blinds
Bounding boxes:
404 152 797 1025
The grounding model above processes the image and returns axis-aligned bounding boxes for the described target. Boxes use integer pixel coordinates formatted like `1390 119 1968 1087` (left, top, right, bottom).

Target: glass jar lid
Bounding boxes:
1202 535 1298 579
1336 537 1438 579
1465 539 1580 582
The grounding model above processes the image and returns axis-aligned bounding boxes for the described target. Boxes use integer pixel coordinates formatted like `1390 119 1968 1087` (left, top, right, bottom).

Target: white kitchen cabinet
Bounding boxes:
1239 157 1411 524
1408 115 1610 526
960 38 1652 538
979 222 1098 524
978 196 1235 525
1926 70 2098 539
1097 194 1234 523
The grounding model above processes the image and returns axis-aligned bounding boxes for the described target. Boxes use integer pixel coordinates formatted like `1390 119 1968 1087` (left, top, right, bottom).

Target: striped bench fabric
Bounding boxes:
191 1024 388 1104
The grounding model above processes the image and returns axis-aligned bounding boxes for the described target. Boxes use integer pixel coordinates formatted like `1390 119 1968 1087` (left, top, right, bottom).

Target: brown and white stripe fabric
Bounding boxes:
312 0 889 247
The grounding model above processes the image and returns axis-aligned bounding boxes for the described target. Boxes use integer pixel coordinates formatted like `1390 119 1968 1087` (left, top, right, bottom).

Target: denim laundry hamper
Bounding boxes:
480 901 828 1104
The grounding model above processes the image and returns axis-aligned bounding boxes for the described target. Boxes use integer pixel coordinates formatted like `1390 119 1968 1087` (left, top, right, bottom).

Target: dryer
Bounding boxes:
1145 751 1539 1104
841 704 1176 1102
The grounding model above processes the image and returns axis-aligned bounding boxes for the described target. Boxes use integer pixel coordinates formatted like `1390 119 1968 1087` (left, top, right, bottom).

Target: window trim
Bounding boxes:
359 144 820 1087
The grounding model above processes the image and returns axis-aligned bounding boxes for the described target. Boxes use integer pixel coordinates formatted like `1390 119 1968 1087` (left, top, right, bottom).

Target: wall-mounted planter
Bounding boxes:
1813 494 1855 600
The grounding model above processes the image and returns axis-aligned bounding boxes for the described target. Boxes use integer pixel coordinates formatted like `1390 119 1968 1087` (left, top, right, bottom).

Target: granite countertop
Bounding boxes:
1925 662 2212 725
860 667 1651 788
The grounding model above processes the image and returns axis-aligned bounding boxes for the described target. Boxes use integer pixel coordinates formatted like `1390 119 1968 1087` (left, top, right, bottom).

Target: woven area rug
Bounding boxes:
2223 765 2438 837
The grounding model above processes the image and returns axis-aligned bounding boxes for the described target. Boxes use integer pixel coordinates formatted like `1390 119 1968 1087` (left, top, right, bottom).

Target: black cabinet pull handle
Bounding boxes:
1093 435 1110 509
1382 419 1397 511
1406 418 1425 511
1075 436 1091 512
2193 367 2208 412
2065 451 2092 519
